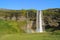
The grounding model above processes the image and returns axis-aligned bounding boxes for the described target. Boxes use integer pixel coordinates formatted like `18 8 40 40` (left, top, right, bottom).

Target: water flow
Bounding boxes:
26 10 43 33
39 11 43 32
36 10 43 32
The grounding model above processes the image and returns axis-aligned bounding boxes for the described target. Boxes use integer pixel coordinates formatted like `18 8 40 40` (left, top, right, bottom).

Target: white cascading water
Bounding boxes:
36 10 43 32
26 10 43 33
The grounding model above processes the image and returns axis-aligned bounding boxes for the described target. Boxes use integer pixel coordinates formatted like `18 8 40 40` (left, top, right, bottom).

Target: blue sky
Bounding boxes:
0 0 60 10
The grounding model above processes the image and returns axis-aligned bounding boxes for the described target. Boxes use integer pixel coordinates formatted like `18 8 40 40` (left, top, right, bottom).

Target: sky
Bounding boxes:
0 0 60 10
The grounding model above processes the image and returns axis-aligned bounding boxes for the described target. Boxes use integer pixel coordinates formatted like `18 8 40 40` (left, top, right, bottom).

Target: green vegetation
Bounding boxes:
0 19 18 34
0 8 60 40
0 19 26 34
0 33 60 40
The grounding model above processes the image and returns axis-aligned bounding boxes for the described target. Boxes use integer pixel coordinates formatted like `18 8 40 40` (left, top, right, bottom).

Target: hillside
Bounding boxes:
0 8 60 40
0 8 60 32
42 8 60 32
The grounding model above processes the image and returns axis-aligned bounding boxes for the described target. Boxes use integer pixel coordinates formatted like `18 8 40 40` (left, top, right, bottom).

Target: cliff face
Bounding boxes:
42 8 60 32
0 8 60 31
43 8 60 25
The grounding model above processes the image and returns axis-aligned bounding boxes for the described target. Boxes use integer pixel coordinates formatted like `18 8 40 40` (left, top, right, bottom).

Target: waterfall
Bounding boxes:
36 10 43 32
26 10 44 33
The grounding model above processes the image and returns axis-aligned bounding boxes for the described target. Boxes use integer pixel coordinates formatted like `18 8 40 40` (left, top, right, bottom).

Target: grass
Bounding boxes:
0 19 19 34
0 19 26 34
0 33 60 40
0 19 60 40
